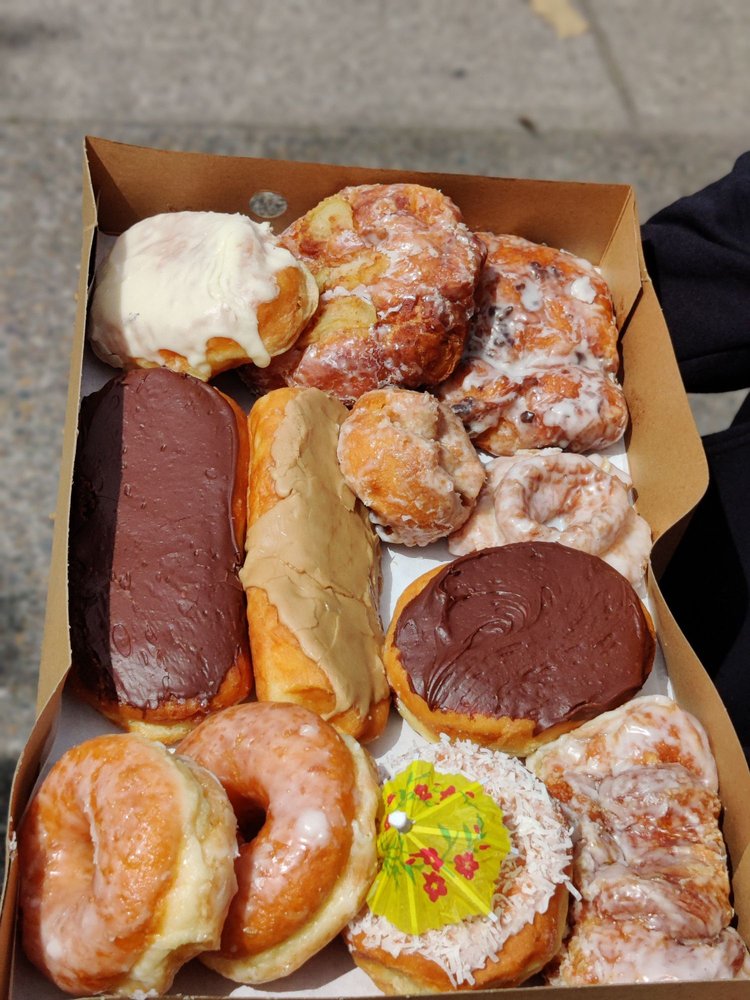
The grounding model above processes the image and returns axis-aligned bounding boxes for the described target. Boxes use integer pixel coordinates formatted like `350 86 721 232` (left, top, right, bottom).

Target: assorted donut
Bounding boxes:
434 232 629 455
15 182 749 997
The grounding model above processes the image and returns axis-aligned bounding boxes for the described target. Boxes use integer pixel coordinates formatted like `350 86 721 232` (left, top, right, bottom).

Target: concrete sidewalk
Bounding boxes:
2 0 749 849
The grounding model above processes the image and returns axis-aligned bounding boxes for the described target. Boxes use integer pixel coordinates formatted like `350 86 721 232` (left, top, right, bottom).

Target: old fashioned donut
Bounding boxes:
449 452 652 588
18 733 238 997
435 232 628 455
89 211 318 381
177 701 380 984
528 697 750 985
68 368 252 743
337 387 485 546
385 543 655 755
345 738 572 992
243 183 485 404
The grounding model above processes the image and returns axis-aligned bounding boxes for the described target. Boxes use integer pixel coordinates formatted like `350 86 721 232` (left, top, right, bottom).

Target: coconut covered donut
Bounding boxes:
435 232 628 455
449 452 652 588
18 733 238 998
243 183 486 404
337 387 486 546
345 738 573 992
177 701 380 984
88 211 319 380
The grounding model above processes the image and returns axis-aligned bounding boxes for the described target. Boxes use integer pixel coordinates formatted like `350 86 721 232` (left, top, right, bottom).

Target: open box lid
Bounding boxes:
4 137 749 1000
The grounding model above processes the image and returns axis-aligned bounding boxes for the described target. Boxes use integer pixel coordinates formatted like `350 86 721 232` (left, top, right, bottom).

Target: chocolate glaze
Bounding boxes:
69 368 247 710
395 543 654 732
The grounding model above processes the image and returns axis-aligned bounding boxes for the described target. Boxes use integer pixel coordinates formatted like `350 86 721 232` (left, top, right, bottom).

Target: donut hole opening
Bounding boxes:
523 480 577 533
235 801 268 844
249 191 288 220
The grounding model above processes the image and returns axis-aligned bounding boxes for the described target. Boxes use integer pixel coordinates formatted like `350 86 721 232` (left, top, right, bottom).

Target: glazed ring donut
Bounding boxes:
345 738 572 992
177 701 380 984
449 452 652 588
244 183 486 404
18 734 238 998
437 362 628 455
337 387 486 546
88 211 319 381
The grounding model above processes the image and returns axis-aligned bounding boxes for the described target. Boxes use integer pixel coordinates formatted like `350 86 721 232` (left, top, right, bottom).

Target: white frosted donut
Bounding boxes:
89 210 318 380
18 733 238 997
345 738 573 993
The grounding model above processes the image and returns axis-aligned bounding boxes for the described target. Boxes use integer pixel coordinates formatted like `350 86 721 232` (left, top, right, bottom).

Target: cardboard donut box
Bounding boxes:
1 135 749 999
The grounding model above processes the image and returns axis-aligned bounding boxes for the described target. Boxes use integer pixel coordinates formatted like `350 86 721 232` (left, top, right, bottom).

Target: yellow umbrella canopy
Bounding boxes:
366 760 511 935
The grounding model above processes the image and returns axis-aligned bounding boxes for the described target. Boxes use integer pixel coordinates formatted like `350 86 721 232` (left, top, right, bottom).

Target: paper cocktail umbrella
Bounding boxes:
366 760 511 934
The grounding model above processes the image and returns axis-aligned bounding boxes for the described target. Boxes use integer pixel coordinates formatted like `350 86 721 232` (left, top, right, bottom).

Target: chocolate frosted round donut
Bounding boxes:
385 543 655 755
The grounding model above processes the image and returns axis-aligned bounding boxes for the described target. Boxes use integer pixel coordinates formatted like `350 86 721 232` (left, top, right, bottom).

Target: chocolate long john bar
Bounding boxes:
68 368 252 741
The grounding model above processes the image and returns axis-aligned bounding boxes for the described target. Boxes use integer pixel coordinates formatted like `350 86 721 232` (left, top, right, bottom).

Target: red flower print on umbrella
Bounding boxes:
366 760 511 934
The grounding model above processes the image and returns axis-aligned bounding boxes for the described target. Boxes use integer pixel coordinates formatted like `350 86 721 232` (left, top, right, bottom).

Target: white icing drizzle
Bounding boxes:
90 211 300 377
528 697 750 984
347 737 573 987
569 276 596 303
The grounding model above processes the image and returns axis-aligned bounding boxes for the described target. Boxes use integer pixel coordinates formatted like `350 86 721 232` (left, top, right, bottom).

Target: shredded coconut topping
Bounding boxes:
348 737 573 986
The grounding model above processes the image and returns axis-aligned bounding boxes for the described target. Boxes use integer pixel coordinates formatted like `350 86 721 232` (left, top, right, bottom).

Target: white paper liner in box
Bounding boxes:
11 422 668 1000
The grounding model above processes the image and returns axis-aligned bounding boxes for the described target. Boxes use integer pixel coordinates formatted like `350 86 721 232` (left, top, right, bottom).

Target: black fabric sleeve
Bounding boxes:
645 153 750 755
641 151 750 393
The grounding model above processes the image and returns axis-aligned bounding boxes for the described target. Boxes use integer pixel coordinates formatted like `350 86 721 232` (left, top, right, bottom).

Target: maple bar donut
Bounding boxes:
449 452 652 588
178 701 380 983
345 737 573 992
240 386 390 742
385 543 655 755
243 183 486 405
68 368 252 742
337 387 486 546
88 210 319 380
18 733 238 997
528 697 750 984
435 232 628 455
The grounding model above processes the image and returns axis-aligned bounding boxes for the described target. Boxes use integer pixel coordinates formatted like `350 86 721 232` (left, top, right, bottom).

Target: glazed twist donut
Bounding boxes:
178 702 380 984
528 697 750 985
18 734 238 997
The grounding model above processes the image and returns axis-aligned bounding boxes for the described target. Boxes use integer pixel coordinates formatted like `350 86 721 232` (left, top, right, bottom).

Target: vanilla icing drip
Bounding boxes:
89 211 301 378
